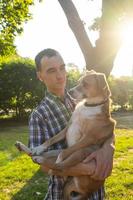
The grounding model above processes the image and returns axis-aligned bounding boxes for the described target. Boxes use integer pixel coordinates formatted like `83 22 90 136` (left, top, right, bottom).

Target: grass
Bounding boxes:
0 125 48 200
0 113 133 200
105 129 133 200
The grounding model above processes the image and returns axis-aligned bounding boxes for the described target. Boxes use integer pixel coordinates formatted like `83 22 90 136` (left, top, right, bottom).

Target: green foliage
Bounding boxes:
129 95 133 109
0 0 34 56
0 57 45 118
66 63 81 89
112 79 128 108
108 76 133 111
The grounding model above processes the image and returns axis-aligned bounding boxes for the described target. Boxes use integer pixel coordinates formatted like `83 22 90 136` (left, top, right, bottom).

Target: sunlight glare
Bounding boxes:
112 20 133 77
121 21 133 45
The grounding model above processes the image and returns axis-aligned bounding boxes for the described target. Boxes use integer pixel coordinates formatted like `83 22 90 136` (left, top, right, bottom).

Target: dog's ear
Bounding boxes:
97 73 111 97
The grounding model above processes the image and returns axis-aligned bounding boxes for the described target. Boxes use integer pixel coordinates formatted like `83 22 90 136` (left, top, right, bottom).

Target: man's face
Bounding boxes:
37 54 66 96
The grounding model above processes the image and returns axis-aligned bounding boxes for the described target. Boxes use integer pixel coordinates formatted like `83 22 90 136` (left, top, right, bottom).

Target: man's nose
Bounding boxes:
56 70 63 79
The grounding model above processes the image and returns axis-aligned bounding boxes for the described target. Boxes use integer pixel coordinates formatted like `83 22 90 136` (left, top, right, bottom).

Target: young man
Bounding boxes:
29 48 115 200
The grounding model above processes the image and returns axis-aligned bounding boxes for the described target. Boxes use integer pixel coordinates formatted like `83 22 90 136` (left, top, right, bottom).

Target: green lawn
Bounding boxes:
0 113 133 200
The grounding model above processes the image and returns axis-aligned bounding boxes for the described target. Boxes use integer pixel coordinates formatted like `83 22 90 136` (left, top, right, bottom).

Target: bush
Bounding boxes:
0 57 45 118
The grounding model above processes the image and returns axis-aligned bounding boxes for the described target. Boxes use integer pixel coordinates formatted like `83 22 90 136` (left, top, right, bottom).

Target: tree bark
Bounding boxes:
58 0 94 69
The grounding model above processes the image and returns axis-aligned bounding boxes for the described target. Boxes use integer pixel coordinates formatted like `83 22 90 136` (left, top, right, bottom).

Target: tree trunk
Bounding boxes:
58 0 122 77
58 0 94 68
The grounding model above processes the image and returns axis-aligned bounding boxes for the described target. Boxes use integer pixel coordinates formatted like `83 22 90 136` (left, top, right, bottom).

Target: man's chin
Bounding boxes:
56 83 65 89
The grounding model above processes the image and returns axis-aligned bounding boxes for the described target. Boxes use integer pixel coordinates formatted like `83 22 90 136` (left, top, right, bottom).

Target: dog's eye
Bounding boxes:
82 81 88 88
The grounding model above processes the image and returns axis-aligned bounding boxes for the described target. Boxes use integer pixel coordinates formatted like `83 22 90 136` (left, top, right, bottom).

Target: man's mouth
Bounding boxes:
57 80 65 84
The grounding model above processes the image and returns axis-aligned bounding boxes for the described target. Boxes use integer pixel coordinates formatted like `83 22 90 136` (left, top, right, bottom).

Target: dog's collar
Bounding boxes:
84 98 108 107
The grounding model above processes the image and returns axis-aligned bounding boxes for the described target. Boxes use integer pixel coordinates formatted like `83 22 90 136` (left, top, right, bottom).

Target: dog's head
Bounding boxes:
69 70 111 103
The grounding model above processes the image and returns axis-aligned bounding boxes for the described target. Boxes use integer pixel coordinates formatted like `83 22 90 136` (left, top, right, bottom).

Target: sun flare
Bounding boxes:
112 20 133 77
121 21 133 45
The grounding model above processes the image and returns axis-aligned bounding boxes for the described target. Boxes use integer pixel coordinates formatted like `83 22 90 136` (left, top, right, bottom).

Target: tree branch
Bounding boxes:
58 0 94 68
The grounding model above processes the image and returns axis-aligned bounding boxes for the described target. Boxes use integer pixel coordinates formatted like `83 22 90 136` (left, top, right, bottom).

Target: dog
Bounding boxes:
16 70 116 200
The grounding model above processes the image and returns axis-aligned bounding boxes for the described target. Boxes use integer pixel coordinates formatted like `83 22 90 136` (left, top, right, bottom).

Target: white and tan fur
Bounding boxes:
16 70 116 200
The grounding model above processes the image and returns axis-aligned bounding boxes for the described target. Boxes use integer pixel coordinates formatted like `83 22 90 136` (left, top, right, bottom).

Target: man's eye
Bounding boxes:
47 69 56 73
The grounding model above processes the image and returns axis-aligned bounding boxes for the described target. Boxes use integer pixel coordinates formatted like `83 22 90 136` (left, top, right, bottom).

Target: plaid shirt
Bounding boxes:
29 90 105 200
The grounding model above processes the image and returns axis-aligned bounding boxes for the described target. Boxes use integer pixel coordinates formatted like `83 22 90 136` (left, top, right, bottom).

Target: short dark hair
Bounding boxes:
35 48 60 71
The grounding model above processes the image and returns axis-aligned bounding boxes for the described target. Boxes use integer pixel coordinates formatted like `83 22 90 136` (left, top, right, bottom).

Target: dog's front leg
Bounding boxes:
32 149 62 166
56 149 71 163
31 144 48 155
55 130 100 165
32 127 67 155
56 125 114 164
55 136 92 164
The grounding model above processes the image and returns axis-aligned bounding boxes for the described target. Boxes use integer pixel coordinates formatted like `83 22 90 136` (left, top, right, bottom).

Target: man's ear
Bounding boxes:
37 71 43 82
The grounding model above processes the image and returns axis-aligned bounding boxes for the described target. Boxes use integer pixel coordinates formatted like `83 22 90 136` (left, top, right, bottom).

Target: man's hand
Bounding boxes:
83 136 115 180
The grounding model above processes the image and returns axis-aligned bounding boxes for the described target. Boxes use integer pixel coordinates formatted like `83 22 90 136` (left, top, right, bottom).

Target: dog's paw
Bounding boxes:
55 149 71 164
32 156 44 164
31 145 46 156
55 150 67 163
56 153 63 163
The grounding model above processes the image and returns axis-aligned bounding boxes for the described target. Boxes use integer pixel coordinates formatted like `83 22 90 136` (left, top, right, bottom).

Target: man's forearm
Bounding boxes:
41 134 115 177
41 160 96 177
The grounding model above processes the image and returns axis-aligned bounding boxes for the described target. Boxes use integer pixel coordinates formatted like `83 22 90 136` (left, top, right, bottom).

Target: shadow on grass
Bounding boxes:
11 169 48 200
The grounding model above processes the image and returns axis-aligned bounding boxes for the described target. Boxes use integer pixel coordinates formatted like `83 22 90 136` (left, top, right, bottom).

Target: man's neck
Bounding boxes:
48 89 65 99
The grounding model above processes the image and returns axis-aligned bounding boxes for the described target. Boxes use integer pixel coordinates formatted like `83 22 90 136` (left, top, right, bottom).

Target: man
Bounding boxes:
29 48 115 200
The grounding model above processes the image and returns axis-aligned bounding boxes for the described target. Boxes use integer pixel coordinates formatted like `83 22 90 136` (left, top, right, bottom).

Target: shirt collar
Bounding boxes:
45 89 68 102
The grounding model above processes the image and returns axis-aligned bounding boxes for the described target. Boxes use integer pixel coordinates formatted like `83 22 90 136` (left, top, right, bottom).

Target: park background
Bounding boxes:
0 0 133 199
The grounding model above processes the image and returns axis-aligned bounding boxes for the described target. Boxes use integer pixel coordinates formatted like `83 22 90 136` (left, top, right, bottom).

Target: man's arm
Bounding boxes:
41 134 115 178
40 159 96 176
29 112 45 148
83 134 115 180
